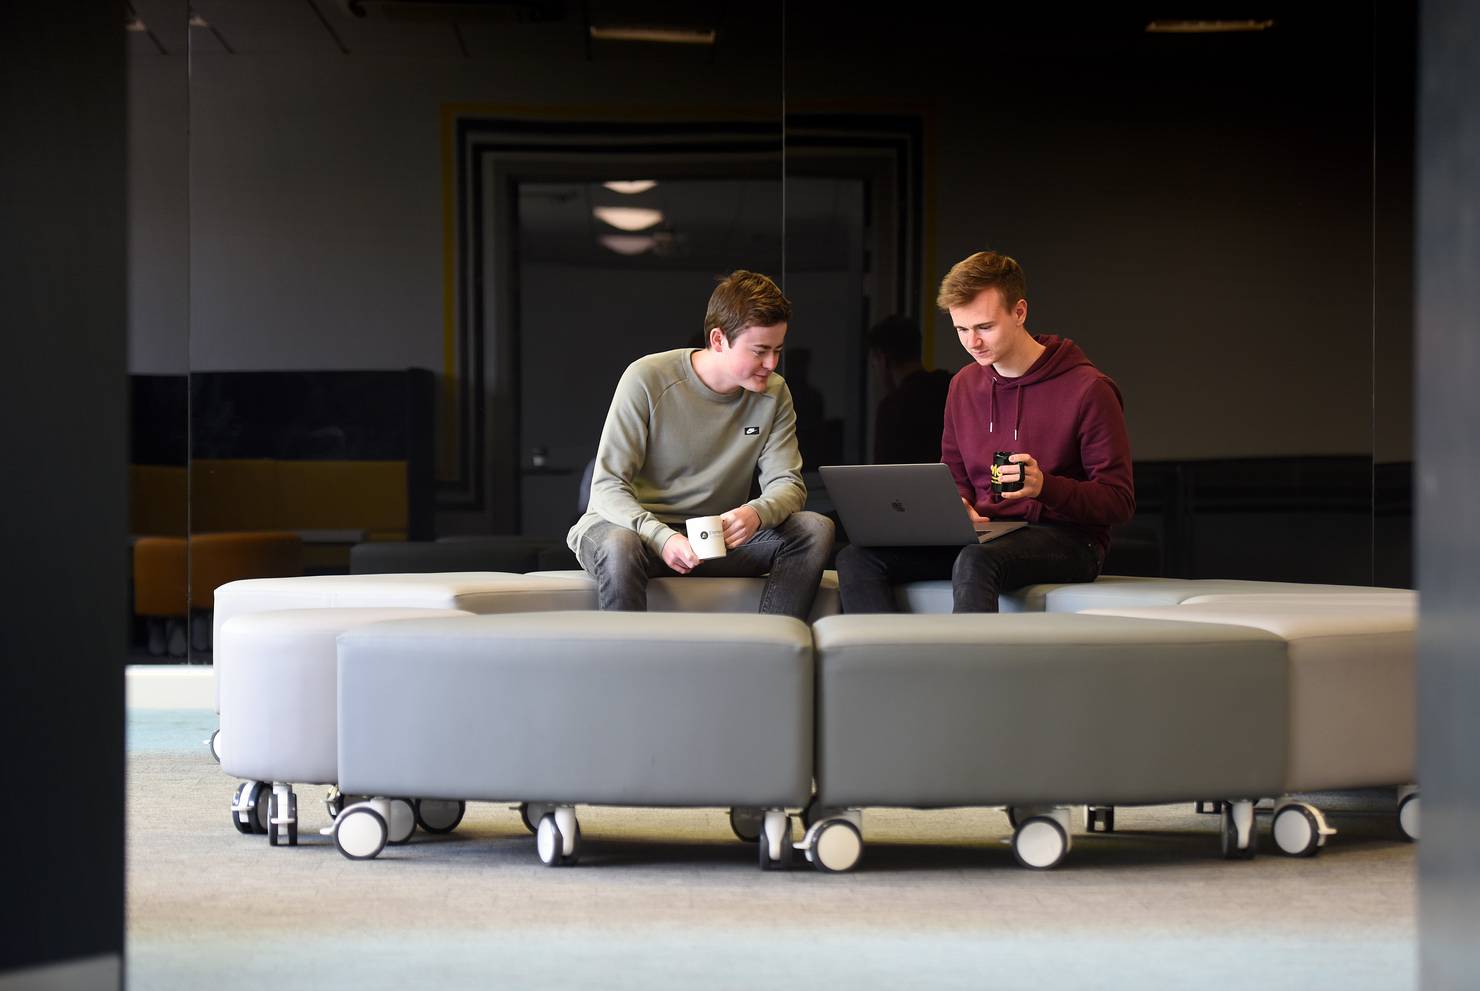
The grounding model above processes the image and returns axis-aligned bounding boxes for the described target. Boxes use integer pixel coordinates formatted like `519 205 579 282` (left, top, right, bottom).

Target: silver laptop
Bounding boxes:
819 463 1027 546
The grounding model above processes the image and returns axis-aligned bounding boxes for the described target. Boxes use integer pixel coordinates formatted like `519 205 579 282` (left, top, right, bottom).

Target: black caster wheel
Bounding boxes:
519 802 553 834
729 807 764 843
1012 815 1070 870
1272 804 1322 857
1086 806 1115 833
536 812 580 866
334 805 388 860
231 782 253 835
208 729 221 764
1220 803 1258 860
268 792 298 847
415 799 466 835
232 781 270 835
758 822 793 871
809 820 863 873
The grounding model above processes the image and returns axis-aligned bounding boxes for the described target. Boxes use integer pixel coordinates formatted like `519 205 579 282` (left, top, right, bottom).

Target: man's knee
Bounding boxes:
591 526 645 572
834 541 867 573
952 543 1004 585
783 511 834 551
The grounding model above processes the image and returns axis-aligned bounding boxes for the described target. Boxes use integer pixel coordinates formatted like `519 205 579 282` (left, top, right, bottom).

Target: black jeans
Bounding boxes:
834 525 1102 613
575 512 835 621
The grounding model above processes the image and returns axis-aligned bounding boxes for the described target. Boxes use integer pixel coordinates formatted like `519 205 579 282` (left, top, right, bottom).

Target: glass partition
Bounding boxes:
127 0 191 660
784 7 1404 585
185 1 784 655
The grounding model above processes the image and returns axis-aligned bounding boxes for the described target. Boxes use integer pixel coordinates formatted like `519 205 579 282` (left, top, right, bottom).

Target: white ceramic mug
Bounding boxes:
685 515 728 560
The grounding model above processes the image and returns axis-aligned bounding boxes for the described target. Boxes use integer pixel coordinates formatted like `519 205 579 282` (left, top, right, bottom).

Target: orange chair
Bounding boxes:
132 532 303 657
133 537 188 618
189 532 303 612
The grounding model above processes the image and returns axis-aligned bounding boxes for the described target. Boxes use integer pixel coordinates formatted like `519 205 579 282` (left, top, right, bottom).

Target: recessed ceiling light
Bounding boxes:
600 235 658 256
1145 19 1275 33
589 25 716 45
594 206 664 232
603 180 658 195
125 16 147 32
189 13 210 28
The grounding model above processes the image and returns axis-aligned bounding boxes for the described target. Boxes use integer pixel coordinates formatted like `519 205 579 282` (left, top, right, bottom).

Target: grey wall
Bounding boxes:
174 49 782 373
1416 0 1480 984
131 17 1401 459
128 55 188 375
788 12 1386 463
0 2 125 985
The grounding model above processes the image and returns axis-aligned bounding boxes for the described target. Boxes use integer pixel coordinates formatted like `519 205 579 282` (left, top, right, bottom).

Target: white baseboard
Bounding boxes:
126 665 215 710
0 955 120 991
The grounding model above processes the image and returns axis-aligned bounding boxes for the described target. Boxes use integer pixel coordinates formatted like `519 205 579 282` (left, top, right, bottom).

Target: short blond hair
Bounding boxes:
937 251 1027 313
703 270 791 346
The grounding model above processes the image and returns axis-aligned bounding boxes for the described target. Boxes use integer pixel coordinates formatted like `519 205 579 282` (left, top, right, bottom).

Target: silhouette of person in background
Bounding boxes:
867 315 953 464
783 348 839 471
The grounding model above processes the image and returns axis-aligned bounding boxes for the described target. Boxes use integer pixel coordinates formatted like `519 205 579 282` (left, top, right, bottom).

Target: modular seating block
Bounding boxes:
893 575 1412 615
212 572 597 711
526 569 843 620
336 611 814 810
811 612 1290 809
218 607 473 785
1080 598 1417 792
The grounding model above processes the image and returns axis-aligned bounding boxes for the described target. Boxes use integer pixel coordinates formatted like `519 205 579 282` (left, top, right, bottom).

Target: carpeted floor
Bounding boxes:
127 709 1416 990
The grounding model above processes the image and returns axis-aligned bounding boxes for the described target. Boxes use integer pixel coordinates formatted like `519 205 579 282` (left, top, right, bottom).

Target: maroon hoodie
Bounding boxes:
940 334 1134 558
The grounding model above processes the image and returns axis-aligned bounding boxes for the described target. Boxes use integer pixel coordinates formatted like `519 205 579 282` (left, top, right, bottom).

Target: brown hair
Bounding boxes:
703 270 792 346
936 251 1027 313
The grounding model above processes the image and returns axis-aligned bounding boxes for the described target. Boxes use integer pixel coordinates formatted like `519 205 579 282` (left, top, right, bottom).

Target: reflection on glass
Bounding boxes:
127 0 190 661
785 6 1396 584
517 179 783 536
180 0 784 597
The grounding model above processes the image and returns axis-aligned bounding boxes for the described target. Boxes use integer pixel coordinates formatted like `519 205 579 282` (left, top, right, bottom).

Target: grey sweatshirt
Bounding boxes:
567 348 807 556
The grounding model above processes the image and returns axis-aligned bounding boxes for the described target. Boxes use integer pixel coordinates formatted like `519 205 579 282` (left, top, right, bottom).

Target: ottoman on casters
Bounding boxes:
1082 596 1417 855
218 607 473 846
209 572 598 763
804 613 1291 871
332 611 814 867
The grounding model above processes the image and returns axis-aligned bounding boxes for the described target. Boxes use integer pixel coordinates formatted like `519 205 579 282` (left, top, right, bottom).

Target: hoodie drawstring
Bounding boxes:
989 376 1024 441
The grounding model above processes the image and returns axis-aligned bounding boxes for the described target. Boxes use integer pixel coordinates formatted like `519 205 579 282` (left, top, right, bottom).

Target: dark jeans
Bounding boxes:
835 525 1102 613
575 512 835 621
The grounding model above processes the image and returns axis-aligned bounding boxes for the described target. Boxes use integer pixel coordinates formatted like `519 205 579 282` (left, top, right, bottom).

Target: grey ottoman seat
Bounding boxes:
209 572 597 755
1081 597 1418 854
527 569 842 620
802 612 1290 871
893 574 1411 614
218 607 473 847
330 611 814 866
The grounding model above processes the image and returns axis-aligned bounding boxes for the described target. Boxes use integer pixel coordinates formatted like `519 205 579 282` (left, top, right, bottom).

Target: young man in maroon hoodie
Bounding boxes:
835 251 1135 612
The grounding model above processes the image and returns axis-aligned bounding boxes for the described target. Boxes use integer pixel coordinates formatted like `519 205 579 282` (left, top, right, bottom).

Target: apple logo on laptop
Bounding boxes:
891 499 906 513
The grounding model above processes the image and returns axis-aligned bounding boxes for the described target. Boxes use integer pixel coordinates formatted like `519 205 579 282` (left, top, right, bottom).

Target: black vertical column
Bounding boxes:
1416 0 1480 987
0 2 126 987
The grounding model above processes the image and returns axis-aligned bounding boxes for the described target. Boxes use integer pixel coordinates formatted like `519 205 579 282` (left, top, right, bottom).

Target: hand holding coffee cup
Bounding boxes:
685 515 728 560
720 505 761 549
990 451 1023 495
992 451 1043 499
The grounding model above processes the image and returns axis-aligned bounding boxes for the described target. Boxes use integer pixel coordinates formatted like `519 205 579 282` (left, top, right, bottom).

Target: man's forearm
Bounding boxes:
746 477 807 528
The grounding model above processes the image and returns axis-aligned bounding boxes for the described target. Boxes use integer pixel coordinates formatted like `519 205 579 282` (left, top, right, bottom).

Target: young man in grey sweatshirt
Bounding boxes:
567 270 834 620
